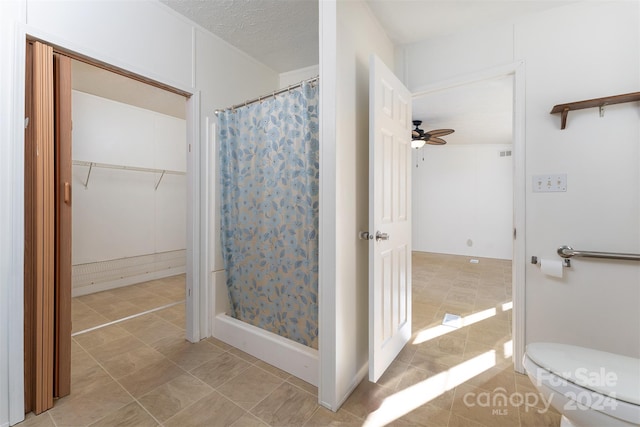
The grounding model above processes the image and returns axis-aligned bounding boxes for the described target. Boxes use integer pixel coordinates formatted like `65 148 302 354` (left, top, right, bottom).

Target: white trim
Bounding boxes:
512 60 526 374
7 20 27 427
191 26 196 89
211 271 229 319
214 314 319 386
318 0 338 411
208 120 219 335
185 91 201 343
336 363 368 409
198 99 211 339
412 62 523 99
411 60 527 374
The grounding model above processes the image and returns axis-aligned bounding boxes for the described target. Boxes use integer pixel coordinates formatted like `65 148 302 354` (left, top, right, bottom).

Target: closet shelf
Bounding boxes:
550 91 640 129
72 160 186 190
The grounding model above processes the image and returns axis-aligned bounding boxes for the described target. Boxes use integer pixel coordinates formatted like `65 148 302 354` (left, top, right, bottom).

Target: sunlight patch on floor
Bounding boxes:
412 306 498 345
363 350 497 426
503 340 513 358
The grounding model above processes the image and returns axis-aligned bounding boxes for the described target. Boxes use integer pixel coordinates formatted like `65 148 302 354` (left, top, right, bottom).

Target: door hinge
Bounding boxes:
513 228 517 239
24 117 29 129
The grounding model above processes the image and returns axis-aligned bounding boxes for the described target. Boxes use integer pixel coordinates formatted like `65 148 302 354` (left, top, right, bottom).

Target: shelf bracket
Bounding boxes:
154 170 166 191
560 107 569 130
83 162 94 189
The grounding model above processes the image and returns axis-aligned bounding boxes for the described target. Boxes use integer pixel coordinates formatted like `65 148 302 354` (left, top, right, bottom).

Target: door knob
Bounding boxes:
375 231 389 241
359 231 374 240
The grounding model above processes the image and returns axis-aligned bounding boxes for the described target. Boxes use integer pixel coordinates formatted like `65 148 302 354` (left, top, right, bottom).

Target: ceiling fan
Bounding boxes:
411 120 454 148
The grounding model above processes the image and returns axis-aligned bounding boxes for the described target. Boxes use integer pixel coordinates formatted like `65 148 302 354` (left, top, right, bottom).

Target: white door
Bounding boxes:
368 54 412 382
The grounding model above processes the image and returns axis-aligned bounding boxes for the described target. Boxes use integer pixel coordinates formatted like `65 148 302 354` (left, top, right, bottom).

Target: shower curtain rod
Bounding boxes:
214 76 319 116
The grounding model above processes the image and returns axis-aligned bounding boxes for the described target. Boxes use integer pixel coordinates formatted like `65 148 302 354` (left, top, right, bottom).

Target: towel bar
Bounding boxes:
557 245 640 261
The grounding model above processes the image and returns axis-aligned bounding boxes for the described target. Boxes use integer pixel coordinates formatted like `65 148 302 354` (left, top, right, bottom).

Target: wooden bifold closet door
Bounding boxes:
24 40 72 415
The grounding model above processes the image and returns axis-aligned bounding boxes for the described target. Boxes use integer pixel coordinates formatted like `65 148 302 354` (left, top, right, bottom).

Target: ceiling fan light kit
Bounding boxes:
411 120 455 167
411 139 426 149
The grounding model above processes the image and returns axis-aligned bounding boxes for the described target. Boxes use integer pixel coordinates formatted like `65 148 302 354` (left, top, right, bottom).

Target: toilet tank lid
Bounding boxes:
527 342 640 405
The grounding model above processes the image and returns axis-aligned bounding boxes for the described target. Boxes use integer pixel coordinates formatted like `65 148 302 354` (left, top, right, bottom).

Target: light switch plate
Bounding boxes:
533 174 567 192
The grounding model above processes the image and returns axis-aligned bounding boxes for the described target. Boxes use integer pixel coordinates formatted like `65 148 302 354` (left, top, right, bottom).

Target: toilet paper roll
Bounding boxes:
540 258 563 278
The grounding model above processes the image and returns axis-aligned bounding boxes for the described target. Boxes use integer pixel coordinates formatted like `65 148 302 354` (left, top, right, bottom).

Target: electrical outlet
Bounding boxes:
533 174 567 192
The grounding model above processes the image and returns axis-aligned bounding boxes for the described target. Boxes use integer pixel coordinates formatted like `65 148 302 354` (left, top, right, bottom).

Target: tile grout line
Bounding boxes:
46 409 59 427
71 300 185 337
179 349 320 426
70 337 163 427
72 314 194 427
65 280 188 426
154 343 237 425
72 298 111 331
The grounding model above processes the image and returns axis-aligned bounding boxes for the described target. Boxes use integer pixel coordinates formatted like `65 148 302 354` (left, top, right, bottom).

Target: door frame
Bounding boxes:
8 25 201 423
410 61 526 373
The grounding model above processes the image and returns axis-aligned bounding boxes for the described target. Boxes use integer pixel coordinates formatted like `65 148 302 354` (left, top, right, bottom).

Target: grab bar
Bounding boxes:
557 245 640 261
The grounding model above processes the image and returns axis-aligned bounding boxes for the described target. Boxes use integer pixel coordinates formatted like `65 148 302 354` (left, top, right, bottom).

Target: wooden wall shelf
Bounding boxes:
550 92 640 129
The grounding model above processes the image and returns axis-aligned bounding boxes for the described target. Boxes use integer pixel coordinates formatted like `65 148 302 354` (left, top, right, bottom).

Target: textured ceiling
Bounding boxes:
161 0 319 73
159 1 574 74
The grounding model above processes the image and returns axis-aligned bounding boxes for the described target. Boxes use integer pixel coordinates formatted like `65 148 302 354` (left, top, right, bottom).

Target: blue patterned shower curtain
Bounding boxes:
219 81 319 349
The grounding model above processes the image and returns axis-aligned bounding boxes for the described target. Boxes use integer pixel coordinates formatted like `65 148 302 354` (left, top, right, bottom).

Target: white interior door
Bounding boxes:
368 54 412 382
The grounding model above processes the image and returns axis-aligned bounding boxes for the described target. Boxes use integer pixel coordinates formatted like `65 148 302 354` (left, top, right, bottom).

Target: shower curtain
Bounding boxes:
219 81 319 349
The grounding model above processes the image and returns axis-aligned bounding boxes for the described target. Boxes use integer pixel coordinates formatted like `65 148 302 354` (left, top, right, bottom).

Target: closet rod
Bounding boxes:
214 75 319 116
72 160 185 189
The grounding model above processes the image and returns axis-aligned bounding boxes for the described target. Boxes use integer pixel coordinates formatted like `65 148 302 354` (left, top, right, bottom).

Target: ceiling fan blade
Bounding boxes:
427 137 447 145
412 130 420 137
427 129 455 137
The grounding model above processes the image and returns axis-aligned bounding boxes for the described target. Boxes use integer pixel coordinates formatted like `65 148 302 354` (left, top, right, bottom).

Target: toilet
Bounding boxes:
523 342 640 427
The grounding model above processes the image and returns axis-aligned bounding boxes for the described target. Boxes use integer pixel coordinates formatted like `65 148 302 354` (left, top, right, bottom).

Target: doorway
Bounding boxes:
410 62 526 373
23 39 194 416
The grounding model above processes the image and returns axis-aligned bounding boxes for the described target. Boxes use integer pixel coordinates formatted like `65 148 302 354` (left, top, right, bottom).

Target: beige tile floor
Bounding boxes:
21 254 560 427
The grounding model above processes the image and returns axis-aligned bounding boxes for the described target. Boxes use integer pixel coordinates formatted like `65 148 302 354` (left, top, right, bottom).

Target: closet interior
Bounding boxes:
70 59 188 335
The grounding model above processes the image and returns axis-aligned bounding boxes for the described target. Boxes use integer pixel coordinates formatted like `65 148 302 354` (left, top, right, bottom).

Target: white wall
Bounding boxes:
0 1 279 424
319 0 395 410
72 91 186 265
401 1 640 358
279 64 319 87
71 91 187 294
412 144 513 260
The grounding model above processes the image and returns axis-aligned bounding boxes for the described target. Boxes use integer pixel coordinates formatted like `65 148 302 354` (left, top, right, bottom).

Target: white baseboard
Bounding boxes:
72 266 185 297
213 313 319 386
72 250 185 296
337 362 368 408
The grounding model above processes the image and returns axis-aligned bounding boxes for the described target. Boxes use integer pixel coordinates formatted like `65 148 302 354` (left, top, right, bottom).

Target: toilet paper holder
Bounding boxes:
531 256 571 268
